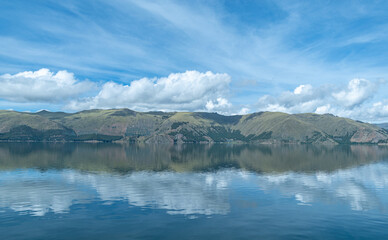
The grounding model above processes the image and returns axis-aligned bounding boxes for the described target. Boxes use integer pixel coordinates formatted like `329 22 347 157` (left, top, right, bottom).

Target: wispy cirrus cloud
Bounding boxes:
2 0 388 84
1 1 388 120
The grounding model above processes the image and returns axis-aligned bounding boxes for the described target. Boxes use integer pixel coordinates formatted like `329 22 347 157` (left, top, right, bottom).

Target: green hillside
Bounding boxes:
0 109 387 144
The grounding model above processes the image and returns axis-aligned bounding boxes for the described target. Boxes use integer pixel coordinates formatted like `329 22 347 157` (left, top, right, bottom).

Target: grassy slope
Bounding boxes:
234 112 327 142
57 109 162 136
0 109 387 143
233 112 388 143
0 110 67 132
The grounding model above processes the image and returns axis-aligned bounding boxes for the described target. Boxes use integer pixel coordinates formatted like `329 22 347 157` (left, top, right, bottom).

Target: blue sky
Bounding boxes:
0 0 387 122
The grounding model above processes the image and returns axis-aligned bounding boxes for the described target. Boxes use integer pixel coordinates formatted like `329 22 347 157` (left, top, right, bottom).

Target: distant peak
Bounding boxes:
37 110 50 113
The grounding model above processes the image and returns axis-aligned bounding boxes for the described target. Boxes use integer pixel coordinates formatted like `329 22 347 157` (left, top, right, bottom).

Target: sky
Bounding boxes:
0 0 388 122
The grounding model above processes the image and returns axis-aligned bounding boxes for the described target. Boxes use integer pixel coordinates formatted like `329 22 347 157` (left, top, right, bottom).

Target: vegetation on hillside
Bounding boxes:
0 109 387 144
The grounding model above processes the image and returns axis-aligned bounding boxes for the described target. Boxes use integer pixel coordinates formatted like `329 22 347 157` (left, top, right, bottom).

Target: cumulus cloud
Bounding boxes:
2 68 386 121
205 97 231 112
237 107 250 115
66 70 232 113
256 78 387 121
0 68 95 103
332 79 378 108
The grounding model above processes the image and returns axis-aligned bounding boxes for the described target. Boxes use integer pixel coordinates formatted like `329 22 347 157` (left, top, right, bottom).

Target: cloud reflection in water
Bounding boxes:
1 161 388 217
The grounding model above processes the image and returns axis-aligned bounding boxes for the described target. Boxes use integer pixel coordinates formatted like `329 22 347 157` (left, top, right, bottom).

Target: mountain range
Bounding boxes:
0 109 387 144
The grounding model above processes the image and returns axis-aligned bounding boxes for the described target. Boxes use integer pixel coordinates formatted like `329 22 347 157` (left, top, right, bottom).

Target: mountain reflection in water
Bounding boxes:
1 143 387 173
1 143 388 218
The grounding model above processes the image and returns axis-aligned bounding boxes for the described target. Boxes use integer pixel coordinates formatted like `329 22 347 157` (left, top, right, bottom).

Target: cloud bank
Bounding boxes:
256 78 388 122
66 70 232 113
0 68 94 103
0 68 387 122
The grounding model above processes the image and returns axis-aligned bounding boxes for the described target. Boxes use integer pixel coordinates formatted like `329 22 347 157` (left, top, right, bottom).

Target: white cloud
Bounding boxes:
66 70 232 112
0 68 94 103
293 84 313 95
237 107 250 115
315 104 331 114
205 97 231 113
1 68 386 122
332 78 377 108
256 78 388 122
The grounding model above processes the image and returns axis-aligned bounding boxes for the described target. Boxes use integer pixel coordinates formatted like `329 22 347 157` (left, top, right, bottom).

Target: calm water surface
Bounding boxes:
1 143 388 239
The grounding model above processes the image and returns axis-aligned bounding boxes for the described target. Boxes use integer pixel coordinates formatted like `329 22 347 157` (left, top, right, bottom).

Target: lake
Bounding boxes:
1 143 388 239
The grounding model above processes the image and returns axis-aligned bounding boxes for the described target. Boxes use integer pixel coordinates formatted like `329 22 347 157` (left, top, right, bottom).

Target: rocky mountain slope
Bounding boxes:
0 109 387 144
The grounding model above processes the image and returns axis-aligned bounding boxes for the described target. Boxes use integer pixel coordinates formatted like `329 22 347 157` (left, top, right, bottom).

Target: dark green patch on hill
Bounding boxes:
194 112 242 125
